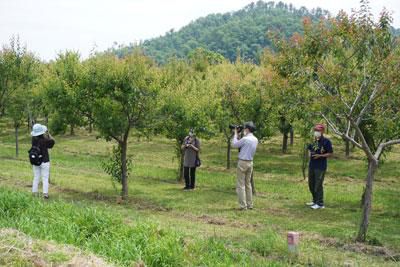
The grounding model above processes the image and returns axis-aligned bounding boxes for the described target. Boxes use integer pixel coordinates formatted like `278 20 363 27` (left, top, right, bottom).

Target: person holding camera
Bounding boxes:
30 123 55 199
232 121 258 210
181 129 200 190
307 123 333 209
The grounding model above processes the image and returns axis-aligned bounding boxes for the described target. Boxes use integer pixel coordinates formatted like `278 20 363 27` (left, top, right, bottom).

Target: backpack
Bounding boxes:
28 146 43 166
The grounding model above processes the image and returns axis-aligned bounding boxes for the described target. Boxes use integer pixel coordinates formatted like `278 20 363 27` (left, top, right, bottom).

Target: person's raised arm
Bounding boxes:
232 129 245 148
45 132 55 148
190 139 200 152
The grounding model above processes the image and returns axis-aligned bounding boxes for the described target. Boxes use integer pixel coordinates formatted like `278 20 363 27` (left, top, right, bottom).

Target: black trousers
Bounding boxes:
308 168 326 206
184 167 196 189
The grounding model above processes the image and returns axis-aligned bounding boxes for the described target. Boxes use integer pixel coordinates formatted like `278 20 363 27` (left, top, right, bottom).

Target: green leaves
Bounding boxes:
102 145 132 188
45 51 84 134
86 52 159 142
0 37 38 118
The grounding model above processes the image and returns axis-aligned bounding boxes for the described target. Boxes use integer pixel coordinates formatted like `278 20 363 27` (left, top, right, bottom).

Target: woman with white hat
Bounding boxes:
30 123 55 199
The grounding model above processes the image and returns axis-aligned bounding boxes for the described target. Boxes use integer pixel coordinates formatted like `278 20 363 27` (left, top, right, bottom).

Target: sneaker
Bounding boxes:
310 204 325 209
183 187 189 191
247 206 253 210
239 207 247 211
43 194 49 200
306 202 315 206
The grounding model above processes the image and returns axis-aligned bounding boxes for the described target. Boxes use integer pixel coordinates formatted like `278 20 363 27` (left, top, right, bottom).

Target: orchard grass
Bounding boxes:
0 122 399 266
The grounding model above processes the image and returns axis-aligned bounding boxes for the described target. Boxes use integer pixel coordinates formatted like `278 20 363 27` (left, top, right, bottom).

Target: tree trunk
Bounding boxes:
227 139 231 169
120 139 128 200
27 117 31 132
282 133 288 153
89 122 93 133
70 125 75 136
15 126 19 158
345 139 350 158
27 114 35 132
356 159 378 242
289 127 294 146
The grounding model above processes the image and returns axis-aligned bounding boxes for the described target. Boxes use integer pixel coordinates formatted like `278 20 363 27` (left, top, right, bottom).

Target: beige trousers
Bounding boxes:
236 160 253 209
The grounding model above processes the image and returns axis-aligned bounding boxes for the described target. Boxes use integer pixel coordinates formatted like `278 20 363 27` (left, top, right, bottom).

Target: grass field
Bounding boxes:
0 121 399 266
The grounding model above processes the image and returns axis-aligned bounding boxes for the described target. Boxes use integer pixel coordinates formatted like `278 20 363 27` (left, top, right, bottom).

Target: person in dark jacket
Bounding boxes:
31 124 55 199
307 124 333 209
181 129 200 190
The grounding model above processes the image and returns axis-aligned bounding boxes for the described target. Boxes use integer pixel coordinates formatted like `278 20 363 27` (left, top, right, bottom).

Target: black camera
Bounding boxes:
229 124 243 132
185 138 193 146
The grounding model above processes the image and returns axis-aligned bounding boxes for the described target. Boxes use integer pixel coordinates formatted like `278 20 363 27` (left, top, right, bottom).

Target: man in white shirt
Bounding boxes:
232 121 258 210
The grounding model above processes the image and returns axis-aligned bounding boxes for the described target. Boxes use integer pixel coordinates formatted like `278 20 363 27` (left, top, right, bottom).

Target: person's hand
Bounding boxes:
312 154 322 159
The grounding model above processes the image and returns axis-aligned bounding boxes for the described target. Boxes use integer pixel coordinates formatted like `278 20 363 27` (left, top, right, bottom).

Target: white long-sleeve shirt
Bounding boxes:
232 133 258 161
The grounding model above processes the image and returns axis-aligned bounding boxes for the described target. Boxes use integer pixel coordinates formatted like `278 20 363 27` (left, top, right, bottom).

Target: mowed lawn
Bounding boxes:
0 121 399 266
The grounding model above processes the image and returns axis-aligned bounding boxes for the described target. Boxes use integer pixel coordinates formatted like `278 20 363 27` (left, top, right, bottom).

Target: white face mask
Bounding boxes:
314 131 322 138
189 131 194 137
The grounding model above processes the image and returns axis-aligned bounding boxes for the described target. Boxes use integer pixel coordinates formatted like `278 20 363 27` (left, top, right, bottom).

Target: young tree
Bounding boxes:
7 92 28 157
85 52 159 199
274 3 400 241
1 38 38 156
0 37 36 117
211 60 274 169
46 51 84 135
158 58 213 180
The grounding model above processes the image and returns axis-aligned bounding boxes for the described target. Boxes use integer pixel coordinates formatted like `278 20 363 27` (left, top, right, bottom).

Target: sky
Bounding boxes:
1 0 399 61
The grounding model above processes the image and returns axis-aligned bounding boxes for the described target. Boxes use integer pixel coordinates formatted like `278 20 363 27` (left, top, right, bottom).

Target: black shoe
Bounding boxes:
43 194 49 199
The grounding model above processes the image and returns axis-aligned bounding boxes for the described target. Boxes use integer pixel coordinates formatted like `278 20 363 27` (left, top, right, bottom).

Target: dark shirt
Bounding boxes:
32 135 55 163
308 137 333 171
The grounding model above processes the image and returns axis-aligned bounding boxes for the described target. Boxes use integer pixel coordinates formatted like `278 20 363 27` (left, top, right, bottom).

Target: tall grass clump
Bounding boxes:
1 188 278 266
0 188 184 266
248 228 287 258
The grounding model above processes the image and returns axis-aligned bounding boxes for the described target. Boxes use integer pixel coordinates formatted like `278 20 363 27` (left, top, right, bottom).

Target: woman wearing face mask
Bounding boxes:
181 129 200 190
306 124 333 209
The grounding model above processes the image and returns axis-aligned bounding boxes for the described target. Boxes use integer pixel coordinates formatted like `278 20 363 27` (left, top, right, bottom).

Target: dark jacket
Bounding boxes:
307 137 333 171
32 135 55 163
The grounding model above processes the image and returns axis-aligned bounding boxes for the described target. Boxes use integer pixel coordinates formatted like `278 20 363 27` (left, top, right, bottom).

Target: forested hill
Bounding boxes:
109 1 330 63
109 1 399 64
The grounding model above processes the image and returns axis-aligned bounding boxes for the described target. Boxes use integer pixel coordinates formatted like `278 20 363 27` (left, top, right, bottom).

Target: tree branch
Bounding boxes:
349 118 375 160
346 79 370 135
321 113 362 149
355 84 379 126
374 139 400 159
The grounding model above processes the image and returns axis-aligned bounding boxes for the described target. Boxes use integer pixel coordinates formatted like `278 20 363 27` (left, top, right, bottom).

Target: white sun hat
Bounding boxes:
31 124 48 137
